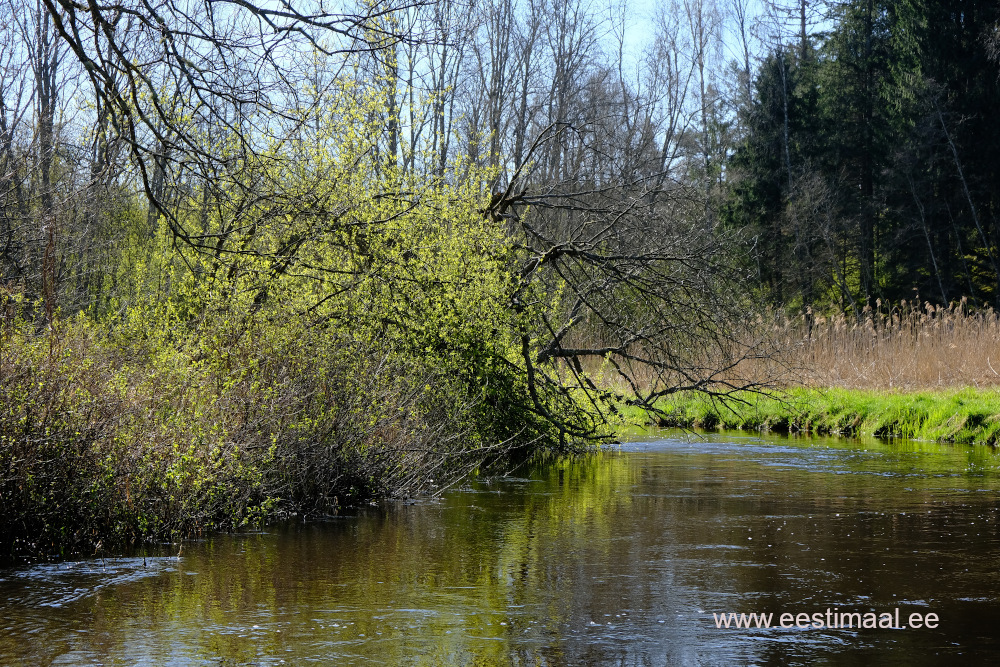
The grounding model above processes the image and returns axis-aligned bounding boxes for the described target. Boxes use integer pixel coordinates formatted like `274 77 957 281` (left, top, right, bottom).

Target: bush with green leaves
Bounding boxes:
0 82 604 558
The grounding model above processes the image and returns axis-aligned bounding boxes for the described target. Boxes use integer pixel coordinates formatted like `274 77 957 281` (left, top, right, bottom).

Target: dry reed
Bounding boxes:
761 299 1000 390
565 298 1000 396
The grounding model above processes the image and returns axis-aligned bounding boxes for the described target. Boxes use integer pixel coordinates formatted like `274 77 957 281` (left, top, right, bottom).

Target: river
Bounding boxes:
2 431 1000 665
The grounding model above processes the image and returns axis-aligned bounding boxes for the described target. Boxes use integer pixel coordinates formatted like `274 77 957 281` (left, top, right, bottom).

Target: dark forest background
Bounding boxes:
726 0 1000 311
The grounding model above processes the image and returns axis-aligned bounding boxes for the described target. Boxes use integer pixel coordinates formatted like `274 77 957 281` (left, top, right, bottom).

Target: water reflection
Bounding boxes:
2 432 1000 665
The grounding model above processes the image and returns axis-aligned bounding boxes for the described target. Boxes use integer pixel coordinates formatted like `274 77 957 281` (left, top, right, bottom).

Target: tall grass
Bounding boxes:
764 299 1000 390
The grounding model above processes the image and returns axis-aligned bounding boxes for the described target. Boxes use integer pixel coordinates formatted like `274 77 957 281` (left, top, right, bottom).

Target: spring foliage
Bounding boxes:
0 82 600 559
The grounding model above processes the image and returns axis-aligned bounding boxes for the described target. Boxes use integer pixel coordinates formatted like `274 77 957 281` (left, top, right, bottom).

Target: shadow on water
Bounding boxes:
2 430 1000 665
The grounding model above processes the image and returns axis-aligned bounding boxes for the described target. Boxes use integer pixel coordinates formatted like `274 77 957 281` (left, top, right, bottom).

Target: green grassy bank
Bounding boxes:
642 387 1000 446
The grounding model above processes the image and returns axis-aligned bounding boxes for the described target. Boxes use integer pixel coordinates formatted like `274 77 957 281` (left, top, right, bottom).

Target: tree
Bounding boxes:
724 0 1000 310
37 0 429 250
8 0 781 451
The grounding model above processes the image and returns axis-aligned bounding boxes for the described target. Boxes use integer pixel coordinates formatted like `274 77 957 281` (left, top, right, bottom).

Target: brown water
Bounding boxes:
3 431 1000 666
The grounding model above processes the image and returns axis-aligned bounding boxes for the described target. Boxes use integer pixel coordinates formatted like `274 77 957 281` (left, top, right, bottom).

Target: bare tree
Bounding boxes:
0 0 32 288
479 122 775 441
0 0 81 319
38 0 434 252
465 0 518 180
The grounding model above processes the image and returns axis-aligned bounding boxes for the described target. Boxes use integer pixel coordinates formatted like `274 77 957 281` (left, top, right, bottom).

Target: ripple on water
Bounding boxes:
3 430 1000 665
4 557 181 608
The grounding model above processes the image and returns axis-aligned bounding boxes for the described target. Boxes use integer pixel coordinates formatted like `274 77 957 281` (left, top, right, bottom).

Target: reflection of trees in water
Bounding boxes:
5 438 1000 664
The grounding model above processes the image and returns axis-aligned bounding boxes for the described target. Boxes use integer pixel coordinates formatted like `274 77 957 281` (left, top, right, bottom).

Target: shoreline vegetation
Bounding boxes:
0 304 549 561
7 297 1000 560
3 0 1000 563
642 387 1000 447
632 302 1000 447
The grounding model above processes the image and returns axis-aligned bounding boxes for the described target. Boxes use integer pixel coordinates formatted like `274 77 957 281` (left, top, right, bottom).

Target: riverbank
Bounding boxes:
8 301 999 561
641 387 1000 446
0 307 551 561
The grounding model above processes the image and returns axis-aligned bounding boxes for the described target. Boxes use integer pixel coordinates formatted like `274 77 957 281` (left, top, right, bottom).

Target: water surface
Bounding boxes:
3 432 1000 665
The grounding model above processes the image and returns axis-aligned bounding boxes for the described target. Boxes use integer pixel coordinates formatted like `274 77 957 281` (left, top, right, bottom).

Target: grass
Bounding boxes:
640 387 1000 446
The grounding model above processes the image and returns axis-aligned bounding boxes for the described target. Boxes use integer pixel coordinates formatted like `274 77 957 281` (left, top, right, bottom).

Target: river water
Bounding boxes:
3 431 1000 666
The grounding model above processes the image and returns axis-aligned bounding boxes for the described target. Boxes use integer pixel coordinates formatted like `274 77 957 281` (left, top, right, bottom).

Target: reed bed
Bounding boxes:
564 300 1000 444
554 298 1000 398
765 299 1000 390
